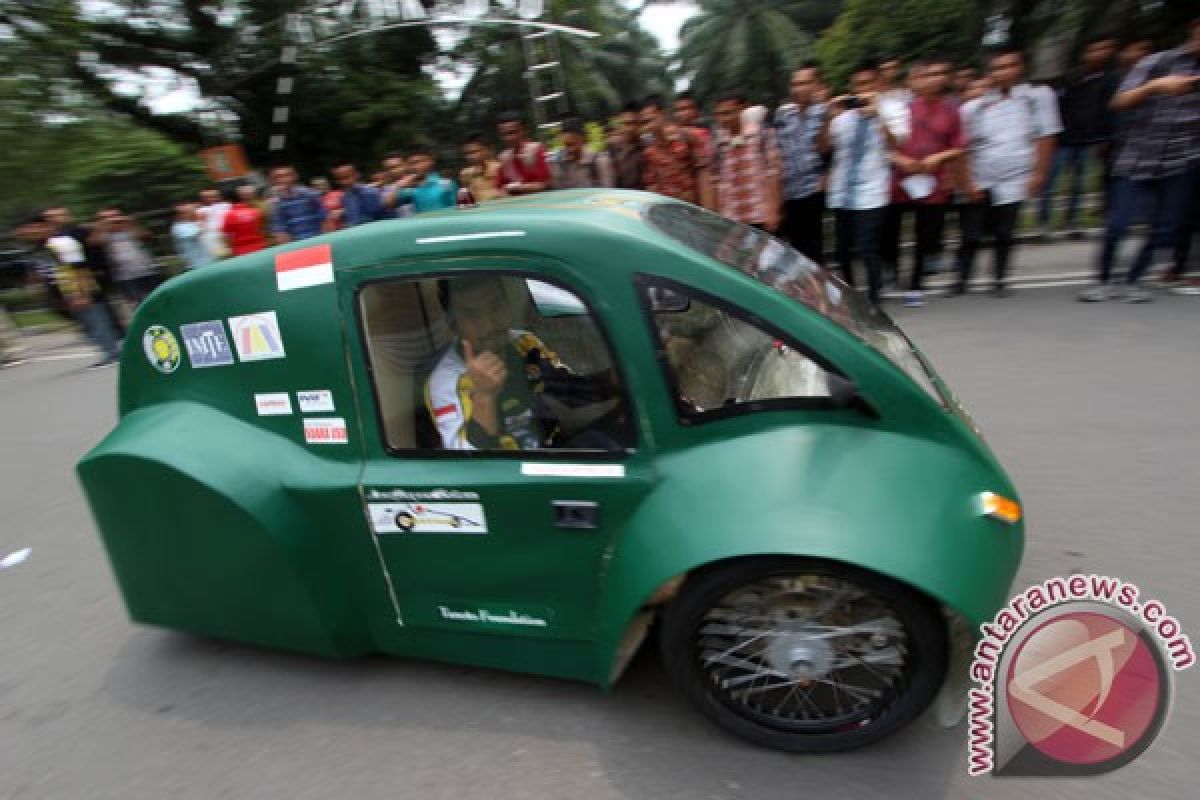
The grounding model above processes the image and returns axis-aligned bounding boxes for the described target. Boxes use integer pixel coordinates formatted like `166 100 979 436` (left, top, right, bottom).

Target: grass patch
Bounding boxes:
11 309 72 331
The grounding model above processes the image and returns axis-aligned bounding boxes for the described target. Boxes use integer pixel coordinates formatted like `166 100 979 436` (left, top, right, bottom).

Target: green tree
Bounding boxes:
66 122 209 217
815 0 986 89
453 0 672 135
668 0 843 107
815 0 1198 88
0 1 448 174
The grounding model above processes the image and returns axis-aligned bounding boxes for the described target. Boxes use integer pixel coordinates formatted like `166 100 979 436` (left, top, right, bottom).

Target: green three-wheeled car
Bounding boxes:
79 190 1024 752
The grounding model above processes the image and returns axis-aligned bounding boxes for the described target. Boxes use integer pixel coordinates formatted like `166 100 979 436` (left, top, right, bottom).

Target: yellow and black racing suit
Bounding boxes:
426 331 583 450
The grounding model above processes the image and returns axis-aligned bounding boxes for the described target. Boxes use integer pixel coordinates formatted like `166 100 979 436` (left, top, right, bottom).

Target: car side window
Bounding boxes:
360 274 632 453
641 283 834 416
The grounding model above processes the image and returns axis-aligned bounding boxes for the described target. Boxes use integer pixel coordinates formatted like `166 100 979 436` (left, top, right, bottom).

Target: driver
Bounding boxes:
425 276 614 450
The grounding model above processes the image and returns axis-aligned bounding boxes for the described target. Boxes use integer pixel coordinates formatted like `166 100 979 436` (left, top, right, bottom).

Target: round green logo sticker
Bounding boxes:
143 325 181 374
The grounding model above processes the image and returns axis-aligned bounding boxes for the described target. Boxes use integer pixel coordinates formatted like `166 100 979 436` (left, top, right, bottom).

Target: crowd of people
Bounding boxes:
3 19 1197 369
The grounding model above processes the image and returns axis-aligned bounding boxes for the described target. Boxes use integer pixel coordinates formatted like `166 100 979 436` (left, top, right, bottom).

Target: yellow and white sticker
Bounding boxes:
368 502 488 535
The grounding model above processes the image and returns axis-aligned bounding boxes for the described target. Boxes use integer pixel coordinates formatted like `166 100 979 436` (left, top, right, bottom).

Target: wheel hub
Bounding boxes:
765 625 835 680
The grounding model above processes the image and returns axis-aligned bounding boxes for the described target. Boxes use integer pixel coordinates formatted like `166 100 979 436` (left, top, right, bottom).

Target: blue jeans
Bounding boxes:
75 302 121 361
1098 172 1195 285
1037 144 1092 227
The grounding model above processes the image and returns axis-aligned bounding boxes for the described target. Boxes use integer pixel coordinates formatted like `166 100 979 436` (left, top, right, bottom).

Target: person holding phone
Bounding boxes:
820 59 906 307
1081 17 1200 301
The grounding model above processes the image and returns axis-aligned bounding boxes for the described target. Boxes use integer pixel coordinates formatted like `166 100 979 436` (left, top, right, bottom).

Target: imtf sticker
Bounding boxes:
142 325 181 374
296 389 335 413
228 311 286 362
181 320 235 368
255 392 293 416
276 243 334 291
368 502 488 534
303 417 348 445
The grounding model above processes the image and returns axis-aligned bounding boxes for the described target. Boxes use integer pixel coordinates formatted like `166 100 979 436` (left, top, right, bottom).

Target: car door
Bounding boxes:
342 258 654 649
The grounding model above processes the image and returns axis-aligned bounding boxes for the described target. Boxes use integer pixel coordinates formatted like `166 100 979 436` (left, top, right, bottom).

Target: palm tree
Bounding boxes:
453 0 671 135
669 0 842 107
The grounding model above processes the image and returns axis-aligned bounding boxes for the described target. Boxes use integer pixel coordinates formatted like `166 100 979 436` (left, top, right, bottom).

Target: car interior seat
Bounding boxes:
360 280 452 450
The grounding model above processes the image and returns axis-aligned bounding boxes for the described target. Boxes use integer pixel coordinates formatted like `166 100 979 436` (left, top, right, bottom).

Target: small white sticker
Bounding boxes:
368 502 488 534
255 392 293 416
296 389 335 413
304 417 348 444
521 463 626 478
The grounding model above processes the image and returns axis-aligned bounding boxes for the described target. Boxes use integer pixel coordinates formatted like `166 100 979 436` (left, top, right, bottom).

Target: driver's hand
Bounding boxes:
463 339 506 396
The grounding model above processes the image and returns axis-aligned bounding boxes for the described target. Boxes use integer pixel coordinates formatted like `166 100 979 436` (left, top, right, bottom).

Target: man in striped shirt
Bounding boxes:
1081 19 1200 301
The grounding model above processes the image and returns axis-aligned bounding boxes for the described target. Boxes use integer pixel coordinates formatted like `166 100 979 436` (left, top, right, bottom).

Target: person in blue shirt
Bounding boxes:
391 149 458 214
269 165 325 243
331 162 386 226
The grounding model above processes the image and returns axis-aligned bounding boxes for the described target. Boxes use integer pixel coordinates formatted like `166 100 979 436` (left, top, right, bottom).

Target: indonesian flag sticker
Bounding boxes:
276 244 334 292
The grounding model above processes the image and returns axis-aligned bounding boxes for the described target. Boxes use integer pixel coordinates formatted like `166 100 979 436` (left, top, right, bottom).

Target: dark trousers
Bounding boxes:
1171 167 1200 273
956 198 1021 290
1098 170 1195 285
782 193 826 265
117 275 160 308
1038 144 1093 227
74 302 121 361
835 208 886 305
884 203 947 291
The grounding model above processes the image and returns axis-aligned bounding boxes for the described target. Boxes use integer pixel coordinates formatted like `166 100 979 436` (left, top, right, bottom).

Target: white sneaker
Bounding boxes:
1120 285 1153 303
1168 280 1200 296
1077 284 1114 302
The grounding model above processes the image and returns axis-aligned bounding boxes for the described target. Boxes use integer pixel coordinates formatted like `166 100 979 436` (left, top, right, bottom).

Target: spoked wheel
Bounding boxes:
660 558 947 753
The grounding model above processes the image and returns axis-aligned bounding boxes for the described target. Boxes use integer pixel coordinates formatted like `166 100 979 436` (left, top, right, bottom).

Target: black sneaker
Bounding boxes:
86 357 119 370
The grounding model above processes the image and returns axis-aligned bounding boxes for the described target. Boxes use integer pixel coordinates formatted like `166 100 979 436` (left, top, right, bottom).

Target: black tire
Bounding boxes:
660 557 947 753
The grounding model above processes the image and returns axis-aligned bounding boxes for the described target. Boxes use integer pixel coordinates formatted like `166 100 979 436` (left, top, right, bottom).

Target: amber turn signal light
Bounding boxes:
978 492 1022 524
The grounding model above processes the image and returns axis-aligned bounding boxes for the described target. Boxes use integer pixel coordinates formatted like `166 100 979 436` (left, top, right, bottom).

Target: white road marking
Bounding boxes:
1 548 31 569
25 352 99 363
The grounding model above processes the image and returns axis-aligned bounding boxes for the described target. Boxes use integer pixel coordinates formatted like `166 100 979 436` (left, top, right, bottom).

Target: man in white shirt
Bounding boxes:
955 48 1061 296
821 59 904 307
195 188 231 260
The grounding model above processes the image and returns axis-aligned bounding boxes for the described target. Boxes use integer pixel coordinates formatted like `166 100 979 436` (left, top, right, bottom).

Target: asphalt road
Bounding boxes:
2 286 1197 800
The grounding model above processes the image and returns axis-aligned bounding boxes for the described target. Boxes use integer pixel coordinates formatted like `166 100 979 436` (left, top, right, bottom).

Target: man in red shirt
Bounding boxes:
672 91 712 151
222 185 268 257
710 91 782 230
885 55 966 306
495 112 551 196
640 94 713 208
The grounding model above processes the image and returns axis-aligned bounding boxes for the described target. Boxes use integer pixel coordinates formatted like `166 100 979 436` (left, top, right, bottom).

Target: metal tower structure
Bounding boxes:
522 29 569 135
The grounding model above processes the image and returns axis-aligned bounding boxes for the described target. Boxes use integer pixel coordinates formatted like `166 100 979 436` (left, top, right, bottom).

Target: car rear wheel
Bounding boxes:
660 557 947 753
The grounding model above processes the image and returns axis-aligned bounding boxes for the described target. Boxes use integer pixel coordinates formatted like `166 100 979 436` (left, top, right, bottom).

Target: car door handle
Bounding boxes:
552 501 599 530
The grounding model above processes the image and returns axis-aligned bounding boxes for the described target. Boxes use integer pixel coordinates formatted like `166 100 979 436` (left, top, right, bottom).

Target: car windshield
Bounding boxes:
644 203 945 404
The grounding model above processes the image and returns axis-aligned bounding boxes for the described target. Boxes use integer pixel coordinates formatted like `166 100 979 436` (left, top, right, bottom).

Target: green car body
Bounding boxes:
78 190 1023 747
